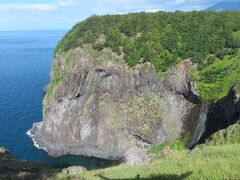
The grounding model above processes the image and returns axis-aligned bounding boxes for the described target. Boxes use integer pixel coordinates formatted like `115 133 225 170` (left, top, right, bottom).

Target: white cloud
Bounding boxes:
0 0 218 12
0 3 57 11
0 0 76 11
0 0 232 30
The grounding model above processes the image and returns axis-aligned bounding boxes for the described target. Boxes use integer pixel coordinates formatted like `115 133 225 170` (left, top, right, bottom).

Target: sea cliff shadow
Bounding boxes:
96 172 192 180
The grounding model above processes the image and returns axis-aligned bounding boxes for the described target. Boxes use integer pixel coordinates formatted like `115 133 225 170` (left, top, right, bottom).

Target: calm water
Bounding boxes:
0 31 112 169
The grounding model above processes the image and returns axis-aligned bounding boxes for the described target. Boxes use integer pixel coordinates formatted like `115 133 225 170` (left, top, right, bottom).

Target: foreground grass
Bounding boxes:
55 144 240 180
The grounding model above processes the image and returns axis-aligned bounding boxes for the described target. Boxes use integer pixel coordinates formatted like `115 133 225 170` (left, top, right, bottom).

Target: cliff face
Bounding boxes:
190 86 240 148
30 46 201 160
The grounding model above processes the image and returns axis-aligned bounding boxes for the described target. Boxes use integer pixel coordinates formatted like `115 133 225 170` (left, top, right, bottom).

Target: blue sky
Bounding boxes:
0 0 233 30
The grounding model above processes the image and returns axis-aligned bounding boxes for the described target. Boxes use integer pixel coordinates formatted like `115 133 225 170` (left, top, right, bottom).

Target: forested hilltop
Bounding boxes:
56 11 240 101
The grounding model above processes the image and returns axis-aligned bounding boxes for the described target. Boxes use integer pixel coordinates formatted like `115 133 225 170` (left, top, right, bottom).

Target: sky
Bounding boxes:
0 0 234 31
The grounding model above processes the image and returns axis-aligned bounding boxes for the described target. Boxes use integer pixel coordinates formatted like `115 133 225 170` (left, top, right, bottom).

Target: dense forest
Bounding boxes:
56 11 240 101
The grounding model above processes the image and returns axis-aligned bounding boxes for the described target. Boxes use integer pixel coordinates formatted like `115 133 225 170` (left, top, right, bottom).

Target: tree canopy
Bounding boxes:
55 11 240 100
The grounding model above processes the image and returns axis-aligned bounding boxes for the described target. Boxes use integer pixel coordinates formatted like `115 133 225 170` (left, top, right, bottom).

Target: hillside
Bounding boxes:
53 144 240 179
27 11 240 162
206 1 240 11
1 11 240 179
56 11 240 101
23 11 240 179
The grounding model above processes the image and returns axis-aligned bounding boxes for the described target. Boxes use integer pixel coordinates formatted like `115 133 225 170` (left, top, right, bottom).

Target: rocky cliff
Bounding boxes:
29 45 201 160
190 86 240 148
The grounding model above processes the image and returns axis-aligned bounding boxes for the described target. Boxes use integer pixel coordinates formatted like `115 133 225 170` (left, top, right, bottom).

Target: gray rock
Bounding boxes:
43 85 49 94
62 166 87 175
123 146 150 165
190 86 240 148
30 47 200 160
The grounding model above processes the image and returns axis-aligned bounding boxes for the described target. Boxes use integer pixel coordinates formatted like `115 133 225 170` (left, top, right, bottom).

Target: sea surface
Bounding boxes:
0 30 112 169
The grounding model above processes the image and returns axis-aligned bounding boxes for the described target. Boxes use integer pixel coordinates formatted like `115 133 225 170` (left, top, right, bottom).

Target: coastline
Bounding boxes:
26 122 49 153
27 122 124 160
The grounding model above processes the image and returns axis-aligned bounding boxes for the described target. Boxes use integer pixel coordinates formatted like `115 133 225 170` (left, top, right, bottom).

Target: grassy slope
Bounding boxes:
191 51 240 100
54 144 240 180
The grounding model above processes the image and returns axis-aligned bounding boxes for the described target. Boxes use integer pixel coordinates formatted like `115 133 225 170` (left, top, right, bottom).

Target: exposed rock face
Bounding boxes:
190 86 240 148
62 166 87 175
123 146 150 165
30 47 201 160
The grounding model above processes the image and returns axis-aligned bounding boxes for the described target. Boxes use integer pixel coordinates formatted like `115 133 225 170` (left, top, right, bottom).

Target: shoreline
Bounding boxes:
26 128 49 153
26 124 123 161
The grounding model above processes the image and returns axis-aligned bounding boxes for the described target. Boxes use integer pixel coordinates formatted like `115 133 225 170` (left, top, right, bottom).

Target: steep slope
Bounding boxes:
190 86 240 148
30 45 200 160
55 11 240 100
54 144 240 179
29 11 240 160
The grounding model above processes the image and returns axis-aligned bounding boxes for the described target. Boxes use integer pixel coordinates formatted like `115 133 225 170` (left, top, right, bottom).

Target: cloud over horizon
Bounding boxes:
0 0 234 30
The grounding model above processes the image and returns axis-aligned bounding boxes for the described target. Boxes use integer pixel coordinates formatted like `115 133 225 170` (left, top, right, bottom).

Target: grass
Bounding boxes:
53 144 240 179
147 140 186 155
46 67 64 97
147 144 166 154
170 140 186 151
191 52 240 101
207 124 240 146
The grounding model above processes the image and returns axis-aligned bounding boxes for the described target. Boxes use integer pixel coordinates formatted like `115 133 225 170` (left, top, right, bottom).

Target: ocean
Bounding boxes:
0 30 112 169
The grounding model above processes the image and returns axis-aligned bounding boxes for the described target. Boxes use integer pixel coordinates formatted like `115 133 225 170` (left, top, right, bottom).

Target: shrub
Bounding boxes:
170 140 186 151
207 124 240 146
147 144 166 154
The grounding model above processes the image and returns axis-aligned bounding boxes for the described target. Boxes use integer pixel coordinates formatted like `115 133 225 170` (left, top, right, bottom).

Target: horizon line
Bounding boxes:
0 29 69 32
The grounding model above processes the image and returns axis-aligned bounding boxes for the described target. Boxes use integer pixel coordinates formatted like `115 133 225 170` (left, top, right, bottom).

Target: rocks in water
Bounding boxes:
43 85 49 94
30 47 201 160
123 146 150 165
62 166 87 175
0 147 9 154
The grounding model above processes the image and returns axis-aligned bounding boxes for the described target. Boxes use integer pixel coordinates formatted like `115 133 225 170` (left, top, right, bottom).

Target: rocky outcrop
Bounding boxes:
29 46 201 160
0 147 53 179
190 86 240 148
123 146 150 165
62 166 87 175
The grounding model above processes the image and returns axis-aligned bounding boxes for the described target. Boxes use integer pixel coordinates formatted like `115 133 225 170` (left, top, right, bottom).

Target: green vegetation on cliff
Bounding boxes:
191 52 240 100
207 124 240 145
47 67 64 97
55 11 240 101
54 144 240 179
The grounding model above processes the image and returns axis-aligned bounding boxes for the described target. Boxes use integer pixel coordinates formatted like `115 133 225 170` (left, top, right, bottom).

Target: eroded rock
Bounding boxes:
30 47 201 160
123 146 150 165
62 166 87 175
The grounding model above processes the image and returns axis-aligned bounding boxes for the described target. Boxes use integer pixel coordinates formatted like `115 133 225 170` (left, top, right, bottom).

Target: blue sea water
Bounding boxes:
0 30 112 169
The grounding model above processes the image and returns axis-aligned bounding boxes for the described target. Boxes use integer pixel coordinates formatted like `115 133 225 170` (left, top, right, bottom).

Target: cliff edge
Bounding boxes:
29 45 200 160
